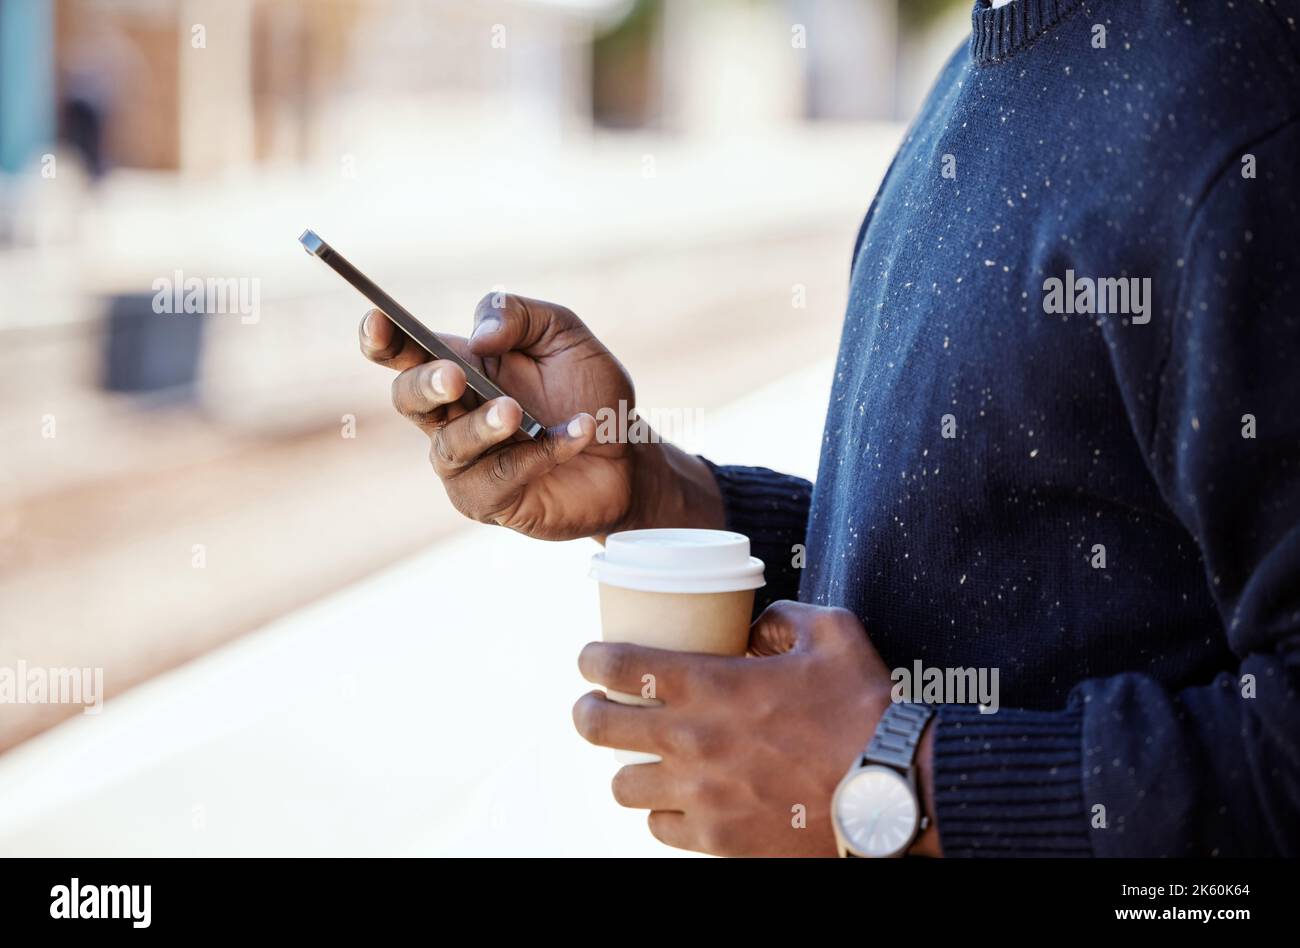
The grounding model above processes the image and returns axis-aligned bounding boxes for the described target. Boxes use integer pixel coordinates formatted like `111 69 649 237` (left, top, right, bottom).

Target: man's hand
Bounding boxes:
572 600 940 857
360 293 723 541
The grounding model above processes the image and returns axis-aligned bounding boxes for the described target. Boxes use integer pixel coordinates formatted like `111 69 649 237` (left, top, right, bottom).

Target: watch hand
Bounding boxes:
866 809 883 838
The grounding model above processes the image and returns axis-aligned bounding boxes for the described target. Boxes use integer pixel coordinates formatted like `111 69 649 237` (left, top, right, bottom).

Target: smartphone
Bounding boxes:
299 228 543 439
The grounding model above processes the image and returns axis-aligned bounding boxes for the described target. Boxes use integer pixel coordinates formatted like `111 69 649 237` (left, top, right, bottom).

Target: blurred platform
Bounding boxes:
0 359 829 856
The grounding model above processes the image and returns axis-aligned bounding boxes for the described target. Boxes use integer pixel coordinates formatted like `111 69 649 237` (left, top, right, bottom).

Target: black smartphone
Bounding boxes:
298 229 543 439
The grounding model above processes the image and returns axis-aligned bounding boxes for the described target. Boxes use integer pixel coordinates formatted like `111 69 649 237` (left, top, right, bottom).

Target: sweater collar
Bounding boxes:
970 0 1086 65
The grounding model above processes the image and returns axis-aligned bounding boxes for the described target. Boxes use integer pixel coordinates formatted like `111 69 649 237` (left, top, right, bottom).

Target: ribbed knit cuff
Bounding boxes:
933 703 1093 857
699 460 812 613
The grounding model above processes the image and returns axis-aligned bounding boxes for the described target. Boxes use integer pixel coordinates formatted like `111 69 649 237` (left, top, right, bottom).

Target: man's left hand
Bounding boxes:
572 600 929 857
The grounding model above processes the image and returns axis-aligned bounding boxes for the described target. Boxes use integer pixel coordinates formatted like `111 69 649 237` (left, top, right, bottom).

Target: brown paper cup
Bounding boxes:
590 529 765 764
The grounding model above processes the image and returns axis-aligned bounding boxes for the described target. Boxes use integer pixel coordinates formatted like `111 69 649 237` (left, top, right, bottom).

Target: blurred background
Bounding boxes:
0 0 968 854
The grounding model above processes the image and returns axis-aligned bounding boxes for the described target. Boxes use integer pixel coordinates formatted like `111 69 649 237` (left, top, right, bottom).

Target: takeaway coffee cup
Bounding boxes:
589 529 765 764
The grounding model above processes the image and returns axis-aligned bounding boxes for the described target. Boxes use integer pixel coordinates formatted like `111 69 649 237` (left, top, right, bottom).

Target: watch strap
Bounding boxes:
863 702 935 771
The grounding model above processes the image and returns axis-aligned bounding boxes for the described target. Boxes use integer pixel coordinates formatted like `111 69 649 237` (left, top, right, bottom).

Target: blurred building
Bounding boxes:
0 0 950 188
34 0 622 178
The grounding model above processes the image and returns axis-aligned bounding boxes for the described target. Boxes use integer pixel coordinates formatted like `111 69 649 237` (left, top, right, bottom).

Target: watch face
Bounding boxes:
833 765 919 857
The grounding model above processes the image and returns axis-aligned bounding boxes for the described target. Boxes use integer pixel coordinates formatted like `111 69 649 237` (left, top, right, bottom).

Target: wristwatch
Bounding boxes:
831 702 935 858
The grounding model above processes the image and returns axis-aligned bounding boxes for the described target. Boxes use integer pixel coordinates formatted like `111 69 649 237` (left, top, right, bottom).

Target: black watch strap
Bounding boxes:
863 702 935 771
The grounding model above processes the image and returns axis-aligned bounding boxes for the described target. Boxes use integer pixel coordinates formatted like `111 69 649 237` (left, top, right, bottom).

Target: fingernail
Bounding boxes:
486 402 505 429
363 310 374 338
427 367 446 398
471 317 501 342
567 415 587 439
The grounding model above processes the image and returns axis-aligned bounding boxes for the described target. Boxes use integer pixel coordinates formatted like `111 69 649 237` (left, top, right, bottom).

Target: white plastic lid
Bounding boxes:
590 529 766 594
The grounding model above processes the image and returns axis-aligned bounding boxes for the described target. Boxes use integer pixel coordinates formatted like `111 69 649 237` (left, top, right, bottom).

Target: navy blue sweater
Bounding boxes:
708 0 1300 856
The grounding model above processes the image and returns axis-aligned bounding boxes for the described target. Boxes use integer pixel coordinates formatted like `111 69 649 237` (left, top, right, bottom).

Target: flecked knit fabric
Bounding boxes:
707 0 1300 856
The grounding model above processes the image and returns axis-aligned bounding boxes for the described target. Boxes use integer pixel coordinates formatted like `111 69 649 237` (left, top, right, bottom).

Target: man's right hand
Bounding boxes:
359 292 722 541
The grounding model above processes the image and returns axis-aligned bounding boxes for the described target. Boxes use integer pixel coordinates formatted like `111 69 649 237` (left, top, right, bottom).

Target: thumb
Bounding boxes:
468 292 585 358
748 603 868 655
